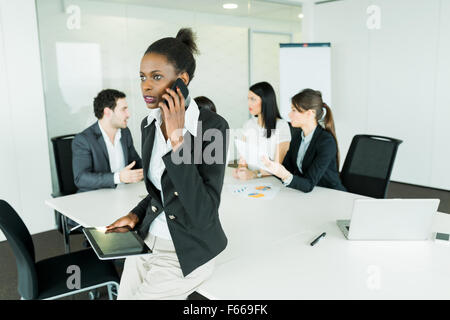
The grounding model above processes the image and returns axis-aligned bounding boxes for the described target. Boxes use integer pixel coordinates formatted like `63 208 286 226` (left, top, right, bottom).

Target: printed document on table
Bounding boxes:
228 183 280 200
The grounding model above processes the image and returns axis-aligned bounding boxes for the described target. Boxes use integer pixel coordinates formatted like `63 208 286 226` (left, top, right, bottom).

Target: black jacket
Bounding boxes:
283 125 346 193
72 122 142 192
132 108 229 277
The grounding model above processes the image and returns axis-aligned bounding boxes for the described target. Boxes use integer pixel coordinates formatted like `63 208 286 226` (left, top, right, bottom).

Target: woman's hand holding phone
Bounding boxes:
159 85 186 151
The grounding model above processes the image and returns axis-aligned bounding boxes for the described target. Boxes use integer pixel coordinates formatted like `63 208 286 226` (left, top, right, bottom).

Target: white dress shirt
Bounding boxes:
145 97 199 240
242 117 291 170
98 121 125 184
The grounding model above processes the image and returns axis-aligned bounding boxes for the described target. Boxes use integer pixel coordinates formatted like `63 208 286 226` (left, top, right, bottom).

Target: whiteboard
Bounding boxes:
279 43 331 120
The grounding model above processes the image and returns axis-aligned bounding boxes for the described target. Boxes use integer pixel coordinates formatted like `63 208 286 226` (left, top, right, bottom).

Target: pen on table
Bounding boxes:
310 232 326 246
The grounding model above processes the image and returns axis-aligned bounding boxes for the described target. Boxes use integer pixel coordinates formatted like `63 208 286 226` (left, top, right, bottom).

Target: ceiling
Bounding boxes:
92 0 304 22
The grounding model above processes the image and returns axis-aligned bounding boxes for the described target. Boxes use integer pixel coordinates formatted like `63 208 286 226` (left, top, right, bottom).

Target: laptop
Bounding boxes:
337 199 440 240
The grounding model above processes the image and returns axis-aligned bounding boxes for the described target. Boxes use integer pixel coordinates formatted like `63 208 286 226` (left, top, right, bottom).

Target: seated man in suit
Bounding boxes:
72 89 144 193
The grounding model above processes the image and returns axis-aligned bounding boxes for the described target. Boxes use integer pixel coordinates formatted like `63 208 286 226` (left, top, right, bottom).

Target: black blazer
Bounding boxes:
131 108 229 277
72 122 142 193
282 125 346 193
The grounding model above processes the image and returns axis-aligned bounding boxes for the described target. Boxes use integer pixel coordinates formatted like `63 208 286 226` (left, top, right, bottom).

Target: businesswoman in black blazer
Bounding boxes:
262 88 346 193
106 28 229 299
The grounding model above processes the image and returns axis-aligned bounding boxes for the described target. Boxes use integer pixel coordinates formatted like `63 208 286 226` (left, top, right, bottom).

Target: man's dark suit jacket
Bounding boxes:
132 108 229 277
72 122 142 193
283 125 346 193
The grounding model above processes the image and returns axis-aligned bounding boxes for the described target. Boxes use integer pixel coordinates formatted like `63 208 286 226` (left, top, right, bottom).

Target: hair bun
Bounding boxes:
176 28 199 55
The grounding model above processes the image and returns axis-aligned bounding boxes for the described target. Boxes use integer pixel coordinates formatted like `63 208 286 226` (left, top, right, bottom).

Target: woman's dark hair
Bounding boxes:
194 96 217 113
144 28 199 84
93 89 126 119
249 81 281 138
291 88 340 168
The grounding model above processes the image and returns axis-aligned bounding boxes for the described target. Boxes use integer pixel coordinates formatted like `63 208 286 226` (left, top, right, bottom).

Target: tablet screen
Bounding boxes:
83 227 151 258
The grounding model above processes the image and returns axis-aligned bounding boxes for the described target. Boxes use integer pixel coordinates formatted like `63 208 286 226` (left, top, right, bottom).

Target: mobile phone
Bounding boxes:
165 78 189 109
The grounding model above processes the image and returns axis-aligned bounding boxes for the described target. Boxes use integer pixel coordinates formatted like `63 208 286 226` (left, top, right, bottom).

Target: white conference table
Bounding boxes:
45 168 450 299
46 182 148 228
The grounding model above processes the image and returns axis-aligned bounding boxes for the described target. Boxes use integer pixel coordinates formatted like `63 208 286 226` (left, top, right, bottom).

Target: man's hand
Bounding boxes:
261 156 291 181
106 212 139 231
119 161 144 183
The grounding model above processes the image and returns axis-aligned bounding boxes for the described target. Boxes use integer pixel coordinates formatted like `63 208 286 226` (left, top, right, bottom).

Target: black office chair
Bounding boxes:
0 200 119 300
340 134 402 199
51 134 81 253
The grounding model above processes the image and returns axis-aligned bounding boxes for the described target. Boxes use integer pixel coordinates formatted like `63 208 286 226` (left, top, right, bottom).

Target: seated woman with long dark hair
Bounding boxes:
233 81 291 180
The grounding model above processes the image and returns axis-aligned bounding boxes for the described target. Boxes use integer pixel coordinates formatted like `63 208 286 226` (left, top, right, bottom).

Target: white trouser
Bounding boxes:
117 233 214 300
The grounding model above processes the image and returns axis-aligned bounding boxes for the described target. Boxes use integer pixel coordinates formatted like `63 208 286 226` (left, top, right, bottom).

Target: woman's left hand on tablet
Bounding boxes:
159 87 186 150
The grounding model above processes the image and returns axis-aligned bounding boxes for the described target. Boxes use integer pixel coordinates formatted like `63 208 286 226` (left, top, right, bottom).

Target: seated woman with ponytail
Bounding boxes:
262 89 346 193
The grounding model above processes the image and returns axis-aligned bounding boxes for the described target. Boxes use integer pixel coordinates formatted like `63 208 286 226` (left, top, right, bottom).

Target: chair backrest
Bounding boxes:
51 134 77 195
340 134 403 199
0 200 38 299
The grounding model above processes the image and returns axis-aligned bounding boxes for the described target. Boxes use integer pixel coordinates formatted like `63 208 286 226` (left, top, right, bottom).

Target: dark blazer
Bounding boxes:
131 108 229 277
72 122 142 193
283 125 346 193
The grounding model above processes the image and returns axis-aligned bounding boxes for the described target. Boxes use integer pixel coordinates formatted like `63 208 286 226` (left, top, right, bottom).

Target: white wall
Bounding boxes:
314 0 450 190
432 1 450 189
0 0 53 242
